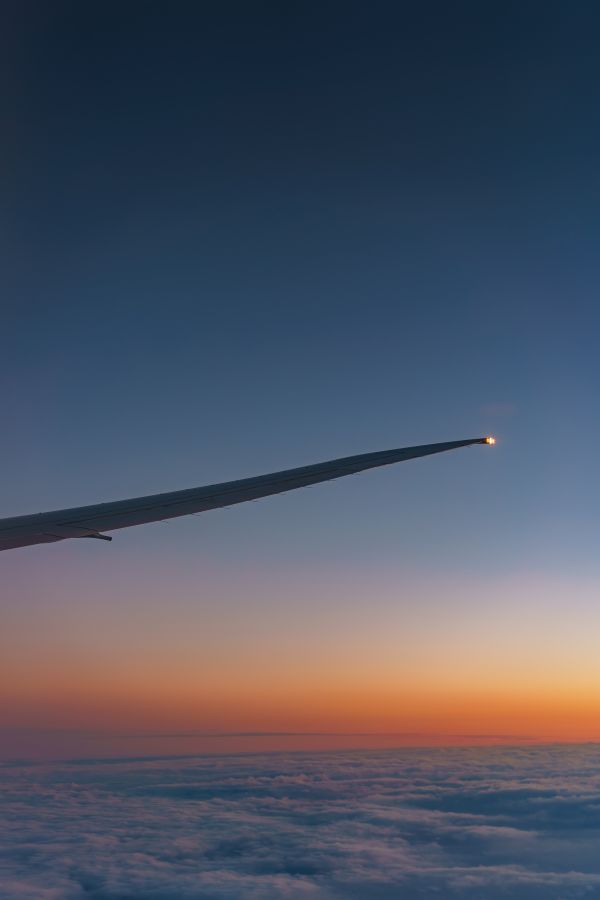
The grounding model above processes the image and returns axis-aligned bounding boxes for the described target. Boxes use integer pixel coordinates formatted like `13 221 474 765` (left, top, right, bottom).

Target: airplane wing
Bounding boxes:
0 437 494 551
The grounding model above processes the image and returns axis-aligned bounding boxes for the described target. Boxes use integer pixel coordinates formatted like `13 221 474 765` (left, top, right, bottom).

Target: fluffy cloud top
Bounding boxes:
2 745 600 899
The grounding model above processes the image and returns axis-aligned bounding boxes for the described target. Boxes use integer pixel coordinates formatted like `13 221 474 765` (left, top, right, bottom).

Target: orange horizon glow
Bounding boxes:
3 563 600 757
4 672 600 746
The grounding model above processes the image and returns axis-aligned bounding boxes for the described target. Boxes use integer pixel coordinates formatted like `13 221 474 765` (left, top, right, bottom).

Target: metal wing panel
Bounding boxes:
0 438 489 551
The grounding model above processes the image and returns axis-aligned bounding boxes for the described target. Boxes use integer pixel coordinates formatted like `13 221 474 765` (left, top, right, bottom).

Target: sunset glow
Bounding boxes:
3 560 600 757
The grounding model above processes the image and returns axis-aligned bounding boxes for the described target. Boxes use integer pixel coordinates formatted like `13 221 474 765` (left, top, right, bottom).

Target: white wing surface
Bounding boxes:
0 437 492 551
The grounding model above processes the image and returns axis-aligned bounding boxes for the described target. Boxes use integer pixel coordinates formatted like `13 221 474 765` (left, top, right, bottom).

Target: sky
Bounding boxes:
2 1 600 758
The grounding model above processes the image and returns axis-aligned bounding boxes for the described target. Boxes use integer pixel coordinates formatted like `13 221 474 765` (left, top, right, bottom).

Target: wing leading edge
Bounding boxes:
0 437 493 551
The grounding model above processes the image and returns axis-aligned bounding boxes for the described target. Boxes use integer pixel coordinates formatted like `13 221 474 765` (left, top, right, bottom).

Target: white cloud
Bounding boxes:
2 746 600 898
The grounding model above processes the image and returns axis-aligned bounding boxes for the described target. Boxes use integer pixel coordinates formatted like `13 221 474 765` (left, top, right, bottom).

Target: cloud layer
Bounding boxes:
2 745 600 898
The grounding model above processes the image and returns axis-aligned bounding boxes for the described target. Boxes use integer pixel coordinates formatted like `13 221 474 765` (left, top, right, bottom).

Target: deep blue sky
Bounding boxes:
2 3 600 720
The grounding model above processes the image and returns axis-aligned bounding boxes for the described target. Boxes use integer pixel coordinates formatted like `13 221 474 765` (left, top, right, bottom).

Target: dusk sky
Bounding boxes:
3 1 600 758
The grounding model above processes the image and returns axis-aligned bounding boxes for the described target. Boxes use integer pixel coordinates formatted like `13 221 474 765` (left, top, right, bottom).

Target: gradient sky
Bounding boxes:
2 1 600 758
